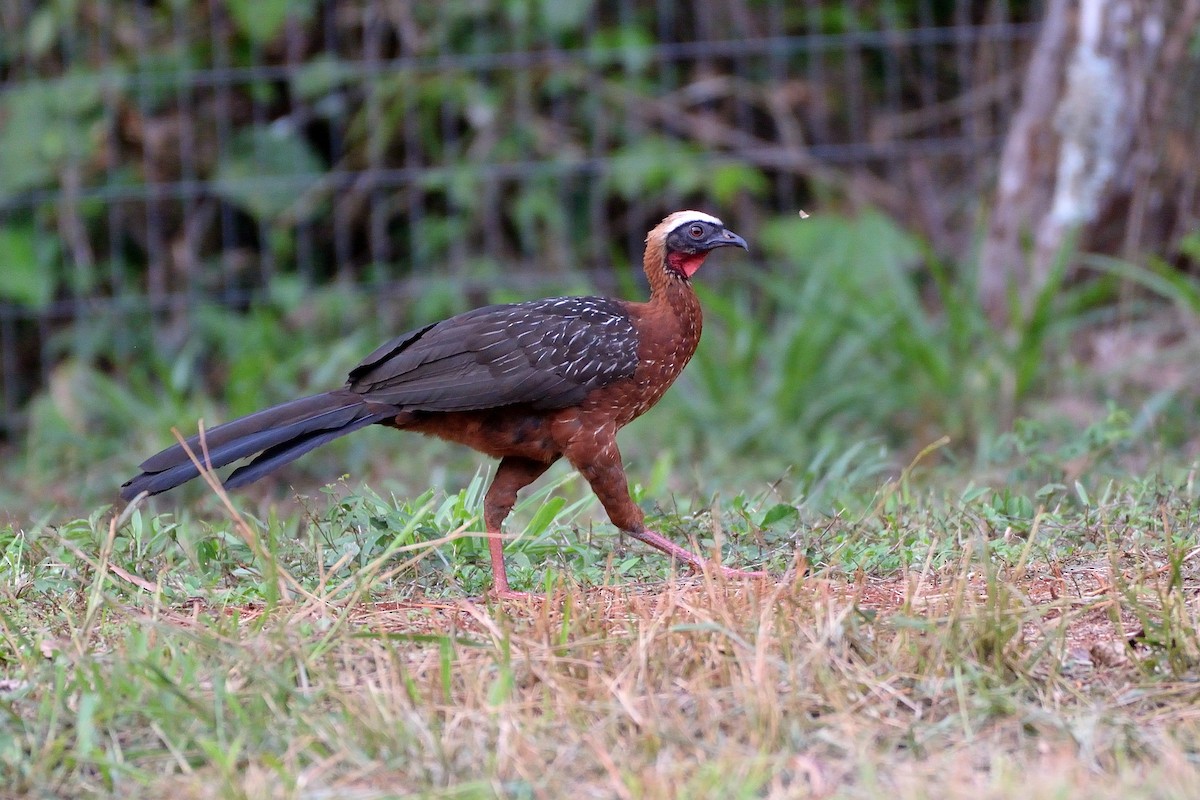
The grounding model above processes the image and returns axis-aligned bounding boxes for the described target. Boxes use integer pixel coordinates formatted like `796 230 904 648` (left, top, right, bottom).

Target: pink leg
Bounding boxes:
564 433 767 580
483 457 554 600
486 528 540 600
626 528 768 579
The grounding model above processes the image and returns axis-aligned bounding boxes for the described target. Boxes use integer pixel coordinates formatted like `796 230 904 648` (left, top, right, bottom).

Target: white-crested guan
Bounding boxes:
121 211 765 597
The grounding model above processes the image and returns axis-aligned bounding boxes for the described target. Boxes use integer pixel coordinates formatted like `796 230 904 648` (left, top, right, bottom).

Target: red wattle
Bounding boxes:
667 251 709 277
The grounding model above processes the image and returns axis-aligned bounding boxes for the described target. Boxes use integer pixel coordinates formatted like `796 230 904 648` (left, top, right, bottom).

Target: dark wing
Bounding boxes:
345 296 640 411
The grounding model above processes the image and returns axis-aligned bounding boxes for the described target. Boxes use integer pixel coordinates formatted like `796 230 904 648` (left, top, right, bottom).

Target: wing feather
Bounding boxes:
344 297 640 412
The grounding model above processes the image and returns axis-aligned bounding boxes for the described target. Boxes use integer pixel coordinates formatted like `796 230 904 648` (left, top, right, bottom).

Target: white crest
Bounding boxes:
662 210 724 232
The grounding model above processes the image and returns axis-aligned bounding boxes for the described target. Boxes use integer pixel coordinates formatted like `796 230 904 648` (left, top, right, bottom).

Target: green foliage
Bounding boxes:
0 223 57 308
638 209 1097 501
995 405 1134 485
1 206 1120 526
534 0 597 37
226 0 315 45
4 445 1200 795
0 71 115 200
2 0 1015 294
0 0 1055 447
214 125 326 223
9 284 401 510
588 24 656 73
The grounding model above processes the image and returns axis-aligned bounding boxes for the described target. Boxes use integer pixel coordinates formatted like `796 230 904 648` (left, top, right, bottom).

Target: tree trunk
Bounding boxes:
978 0 1193 327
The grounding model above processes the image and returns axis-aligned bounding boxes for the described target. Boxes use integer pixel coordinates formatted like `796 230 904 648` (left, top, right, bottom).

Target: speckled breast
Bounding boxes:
592 287 703 428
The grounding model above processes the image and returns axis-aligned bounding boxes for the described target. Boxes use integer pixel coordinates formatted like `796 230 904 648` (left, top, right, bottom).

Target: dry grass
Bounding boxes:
6 458 1200 797
6 529 1200 798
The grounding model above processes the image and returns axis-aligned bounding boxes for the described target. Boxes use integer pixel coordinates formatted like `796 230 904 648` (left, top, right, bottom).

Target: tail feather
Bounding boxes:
224 414 382 490
138 393 364 472
121 391 396 500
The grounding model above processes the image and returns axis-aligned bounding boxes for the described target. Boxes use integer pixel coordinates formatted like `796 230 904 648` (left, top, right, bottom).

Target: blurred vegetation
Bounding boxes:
11 205 1200 524
1 1 1200 520
0 1 1042 375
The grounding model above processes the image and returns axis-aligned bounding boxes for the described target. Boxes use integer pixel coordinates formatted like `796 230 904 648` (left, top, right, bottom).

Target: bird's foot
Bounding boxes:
715 565 769 580
629 527 768 580
490 588 541 602
465 586 542 604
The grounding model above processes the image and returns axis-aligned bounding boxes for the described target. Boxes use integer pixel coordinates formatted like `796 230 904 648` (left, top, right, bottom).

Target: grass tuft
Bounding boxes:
4 471 1200 796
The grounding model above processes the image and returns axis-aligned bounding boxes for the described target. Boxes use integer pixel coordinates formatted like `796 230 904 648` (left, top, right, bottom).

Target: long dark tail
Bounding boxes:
120 391 398 500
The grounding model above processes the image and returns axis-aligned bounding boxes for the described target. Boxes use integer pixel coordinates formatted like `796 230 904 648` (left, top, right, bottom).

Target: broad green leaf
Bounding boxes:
710 163 769 204
588 26 655 74
226 0 314 45
760 210 922 283
525 497 567 539
537 0 595 35
291 55 356 102
1178 229 1200 262
0 73 110 200
26 6 58 58
0 224 56 308
213 125 325 221
608 137 704 200
759 503 800 529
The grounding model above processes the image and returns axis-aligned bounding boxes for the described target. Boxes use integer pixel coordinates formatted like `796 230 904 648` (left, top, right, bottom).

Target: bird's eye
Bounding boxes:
689 224 704 238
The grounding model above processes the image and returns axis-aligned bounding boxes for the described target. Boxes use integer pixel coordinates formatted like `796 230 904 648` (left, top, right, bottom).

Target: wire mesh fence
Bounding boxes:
0 0 1044 433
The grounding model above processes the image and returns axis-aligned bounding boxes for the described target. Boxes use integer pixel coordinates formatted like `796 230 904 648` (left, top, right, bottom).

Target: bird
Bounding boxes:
120 210 765 597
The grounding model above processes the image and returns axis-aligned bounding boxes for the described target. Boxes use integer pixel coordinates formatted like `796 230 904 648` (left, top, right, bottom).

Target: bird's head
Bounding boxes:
648 210 749 279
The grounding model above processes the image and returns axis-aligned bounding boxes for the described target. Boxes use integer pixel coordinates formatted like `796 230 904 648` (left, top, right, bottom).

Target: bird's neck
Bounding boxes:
644 238 700 298
642 241 704 351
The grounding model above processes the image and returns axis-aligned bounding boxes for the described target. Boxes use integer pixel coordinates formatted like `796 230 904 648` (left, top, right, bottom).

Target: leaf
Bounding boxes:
1178 229 1200 262
226 0 314 45
761 210 922 289
525 497 567 539
290 55 356 103
0 224 56 308
537 0 595 35
607 138 704 200
213 124 325 222
25 6 58 58
759 503 799 529
710 163 769 204
0 74 109 200
588 26 655 74
74 692 100 757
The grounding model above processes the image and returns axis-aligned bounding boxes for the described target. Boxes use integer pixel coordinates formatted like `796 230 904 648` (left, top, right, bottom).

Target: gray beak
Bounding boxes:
713 228 749 251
